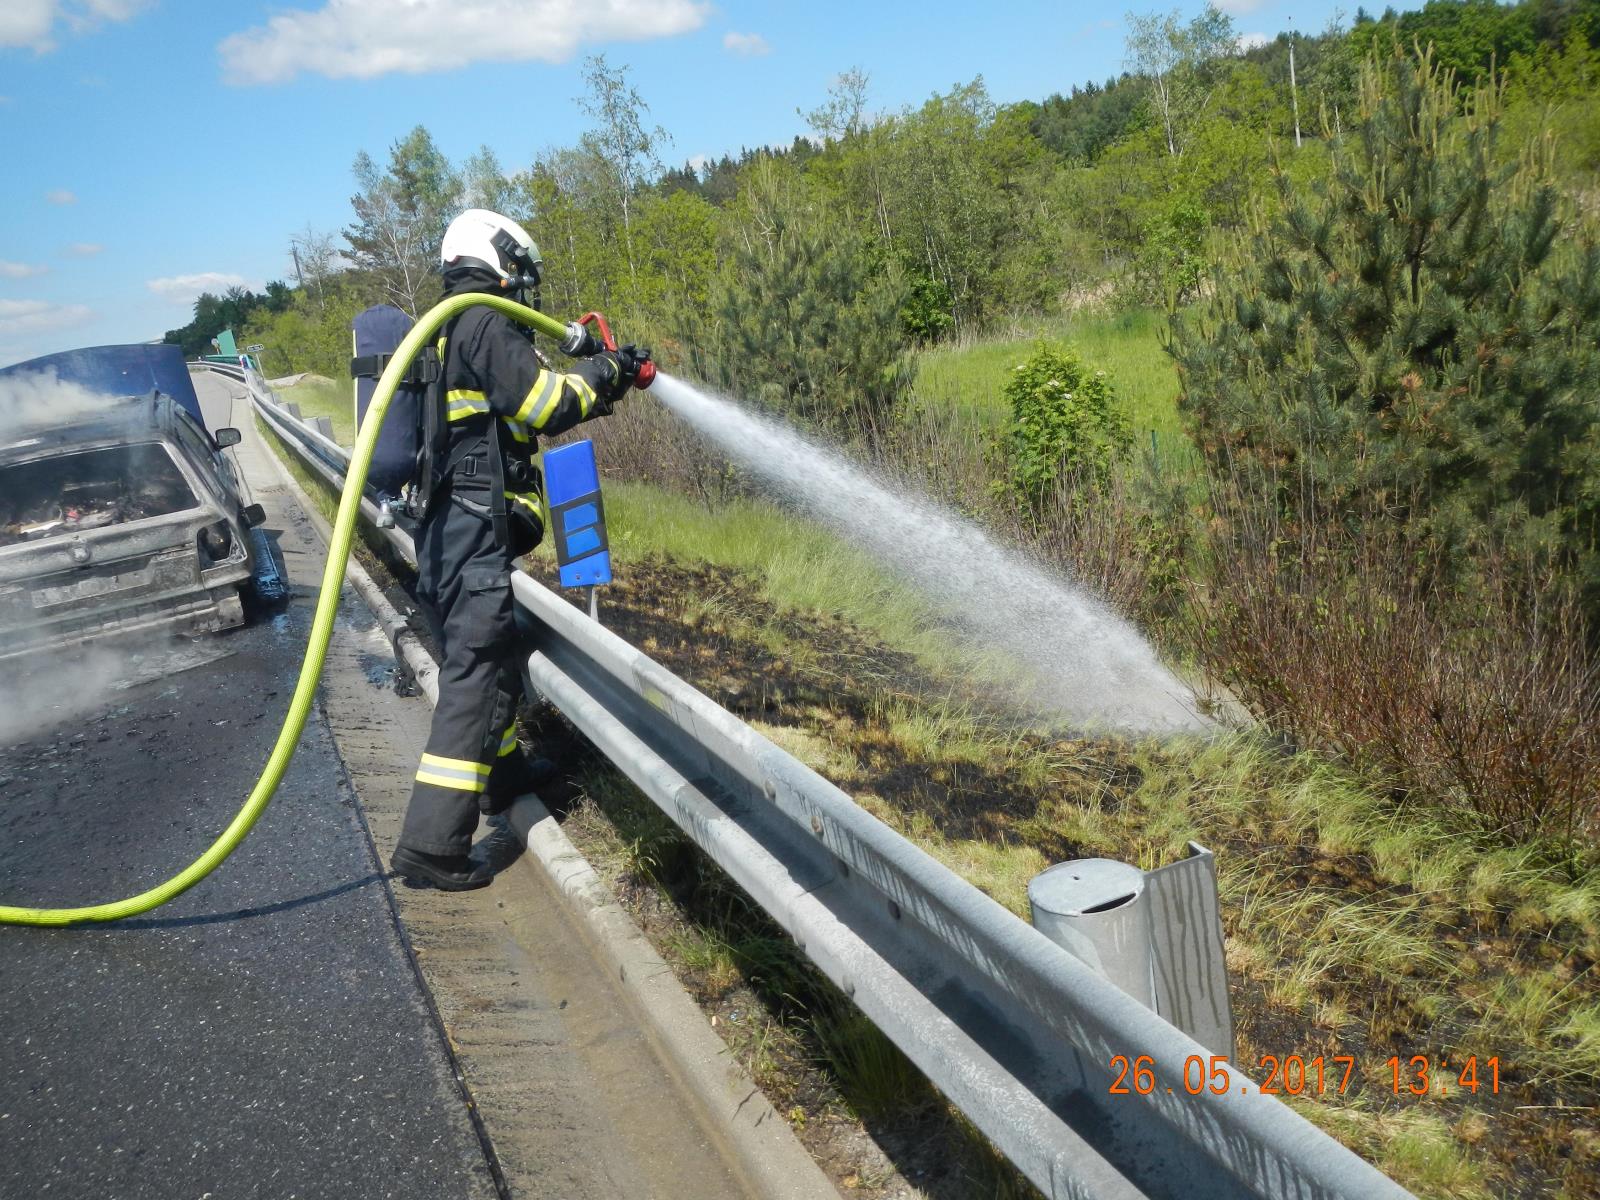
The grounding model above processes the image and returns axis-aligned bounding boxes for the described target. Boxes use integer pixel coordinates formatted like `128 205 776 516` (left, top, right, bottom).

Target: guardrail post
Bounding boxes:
1029 858 1156 1007
1029 841 1234 1056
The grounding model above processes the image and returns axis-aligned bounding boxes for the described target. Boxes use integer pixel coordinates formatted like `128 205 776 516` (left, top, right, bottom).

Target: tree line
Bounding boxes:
169 0 1599 403
159 0 1600 849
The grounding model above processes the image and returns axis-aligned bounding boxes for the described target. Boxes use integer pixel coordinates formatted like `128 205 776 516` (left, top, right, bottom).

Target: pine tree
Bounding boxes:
702 166 912 433
1170 44 1600 595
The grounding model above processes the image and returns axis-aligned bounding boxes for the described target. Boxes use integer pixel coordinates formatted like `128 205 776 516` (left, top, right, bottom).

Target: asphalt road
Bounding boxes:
0 377 496 1199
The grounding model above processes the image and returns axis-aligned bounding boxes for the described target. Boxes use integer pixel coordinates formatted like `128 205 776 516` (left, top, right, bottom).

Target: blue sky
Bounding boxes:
1 0 1375 365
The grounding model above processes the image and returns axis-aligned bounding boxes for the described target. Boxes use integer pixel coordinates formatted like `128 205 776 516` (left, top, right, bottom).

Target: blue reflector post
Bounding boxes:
544 439 612 588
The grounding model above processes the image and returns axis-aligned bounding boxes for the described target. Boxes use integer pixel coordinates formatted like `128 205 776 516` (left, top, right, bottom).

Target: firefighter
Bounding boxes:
391 208 646 890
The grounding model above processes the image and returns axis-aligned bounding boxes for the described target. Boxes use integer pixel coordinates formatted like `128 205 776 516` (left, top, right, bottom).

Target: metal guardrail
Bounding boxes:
232 366 1414 1200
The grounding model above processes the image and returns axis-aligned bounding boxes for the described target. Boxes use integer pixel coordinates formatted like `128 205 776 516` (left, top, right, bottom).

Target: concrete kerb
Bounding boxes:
253 426 840 1200
505 795 840 1200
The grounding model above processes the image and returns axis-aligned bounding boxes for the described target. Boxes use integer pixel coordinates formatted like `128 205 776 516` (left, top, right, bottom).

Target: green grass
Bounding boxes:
914 308 1184 440
602 479 956 666
273 376 355 447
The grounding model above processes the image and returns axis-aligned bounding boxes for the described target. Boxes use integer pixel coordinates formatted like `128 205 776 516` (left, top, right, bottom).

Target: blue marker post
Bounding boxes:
542 439 612 620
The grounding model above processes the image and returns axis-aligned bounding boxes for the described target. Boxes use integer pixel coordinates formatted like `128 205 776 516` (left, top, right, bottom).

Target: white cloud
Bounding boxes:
1213 0 1266 13
218 0 711 85
65 242 103 257
0 0 60 49
0 0 146 52
1236 31 1270 51
45 189 76 205
687 152 711 173
0 298 94 343
147 272 252 306
0 261 49 279
722 31 770 57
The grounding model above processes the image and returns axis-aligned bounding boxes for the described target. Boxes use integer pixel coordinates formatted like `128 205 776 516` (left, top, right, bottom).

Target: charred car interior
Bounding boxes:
0 345 279 662
1 442 200 548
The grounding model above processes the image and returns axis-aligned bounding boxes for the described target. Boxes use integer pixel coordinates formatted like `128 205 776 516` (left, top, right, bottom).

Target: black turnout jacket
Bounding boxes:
432 281 619 540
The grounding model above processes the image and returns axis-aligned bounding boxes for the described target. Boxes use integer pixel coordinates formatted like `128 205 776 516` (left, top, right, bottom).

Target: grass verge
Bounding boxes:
272 376 354 446
539 489 1600 1200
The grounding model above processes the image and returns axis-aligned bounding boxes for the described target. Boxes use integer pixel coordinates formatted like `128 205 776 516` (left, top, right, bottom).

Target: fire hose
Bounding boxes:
0 293 650 926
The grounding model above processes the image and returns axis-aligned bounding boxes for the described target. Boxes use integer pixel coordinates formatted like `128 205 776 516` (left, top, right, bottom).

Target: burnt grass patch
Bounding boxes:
515 552 1600 1200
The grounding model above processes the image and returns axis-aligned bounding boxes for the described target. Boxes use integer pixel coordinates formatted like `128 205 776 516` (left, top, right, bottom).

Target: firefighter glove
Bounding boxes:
591 346 650 401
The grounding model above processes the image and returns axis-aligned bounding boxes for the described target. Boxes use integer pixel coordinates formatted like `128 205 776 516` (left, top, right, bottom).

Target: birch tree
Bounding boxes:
345 126 462 316
1124 5 1236 157
576 55 669 287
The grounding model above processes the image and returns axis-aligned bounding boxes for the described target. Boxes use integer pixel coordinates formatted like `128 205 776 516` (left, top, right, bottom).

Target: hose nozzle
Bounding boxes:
559 321 604 358
568 310 654 390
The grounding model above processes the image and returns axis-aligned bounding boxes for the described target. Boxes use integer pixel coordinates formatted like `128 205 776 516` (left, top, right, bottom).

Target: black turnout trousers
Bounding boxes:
397 493 531 856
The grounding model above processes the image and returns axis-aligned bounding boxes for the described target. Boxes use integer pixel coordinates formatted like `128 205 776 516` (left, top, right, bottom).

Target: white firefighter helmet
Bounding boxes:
439 208 541 288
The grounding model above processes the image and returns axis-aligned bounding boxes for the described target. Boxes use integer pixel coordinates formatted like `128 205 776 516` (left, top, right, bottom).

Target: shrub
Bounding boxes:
994 344 1133 521
1130 200 1209 310
1185 461 1600 859
700 186 914 435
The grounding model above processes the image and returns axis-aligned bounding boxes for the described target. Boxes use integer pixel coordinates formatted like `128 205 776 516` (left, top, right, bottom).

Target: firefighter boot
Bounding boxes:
390 845 493 891
481 754 559 816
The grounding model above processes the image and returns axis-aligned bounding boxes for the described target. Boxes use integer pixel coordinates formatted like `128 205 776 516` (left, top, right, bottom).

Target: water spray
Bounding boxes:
646 376 1205 734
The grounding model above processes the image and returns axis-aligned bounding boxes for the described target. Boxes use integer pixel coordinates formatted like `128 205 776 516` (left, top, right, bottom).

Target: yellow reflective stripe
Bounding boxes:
497 723 518 757
566 374 597 422
416 751 491 793
513 371 560 425
419 752 492 777
415 768 488 793
446 388 489 421
505 489 544 524
502 417 531 444
435 336 448 356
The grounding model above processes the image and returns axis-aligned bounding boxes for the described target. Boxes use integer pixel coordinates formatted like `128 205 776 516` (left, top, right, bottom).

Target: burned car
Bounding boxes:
0 344 272 662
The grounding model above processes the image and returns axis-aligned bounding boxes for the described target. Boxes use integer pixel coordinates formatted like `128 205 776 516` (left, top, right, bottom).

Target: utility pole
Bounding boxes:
1289 19 1303 149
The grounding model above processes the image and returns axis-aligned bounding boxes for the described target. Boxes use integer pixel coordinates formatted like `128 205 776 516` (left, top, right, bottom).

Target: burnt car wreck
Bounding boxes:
0 345 278 662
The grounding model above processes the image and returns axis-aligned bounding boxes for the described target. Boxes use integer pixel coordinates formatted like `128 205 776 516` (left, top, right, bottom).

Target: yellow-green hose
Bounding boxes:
0 293 568 926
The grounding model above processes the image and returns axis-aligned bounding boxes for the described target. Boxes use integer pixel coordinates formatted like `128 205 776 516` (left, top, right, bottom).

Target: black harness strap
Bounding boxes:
351 351 440 384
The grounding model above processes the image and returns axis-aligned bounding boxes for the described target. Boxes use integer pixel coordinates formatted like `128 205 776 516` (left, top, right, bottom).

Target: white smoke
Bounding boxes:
0 639 236 745
0 369 120 442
